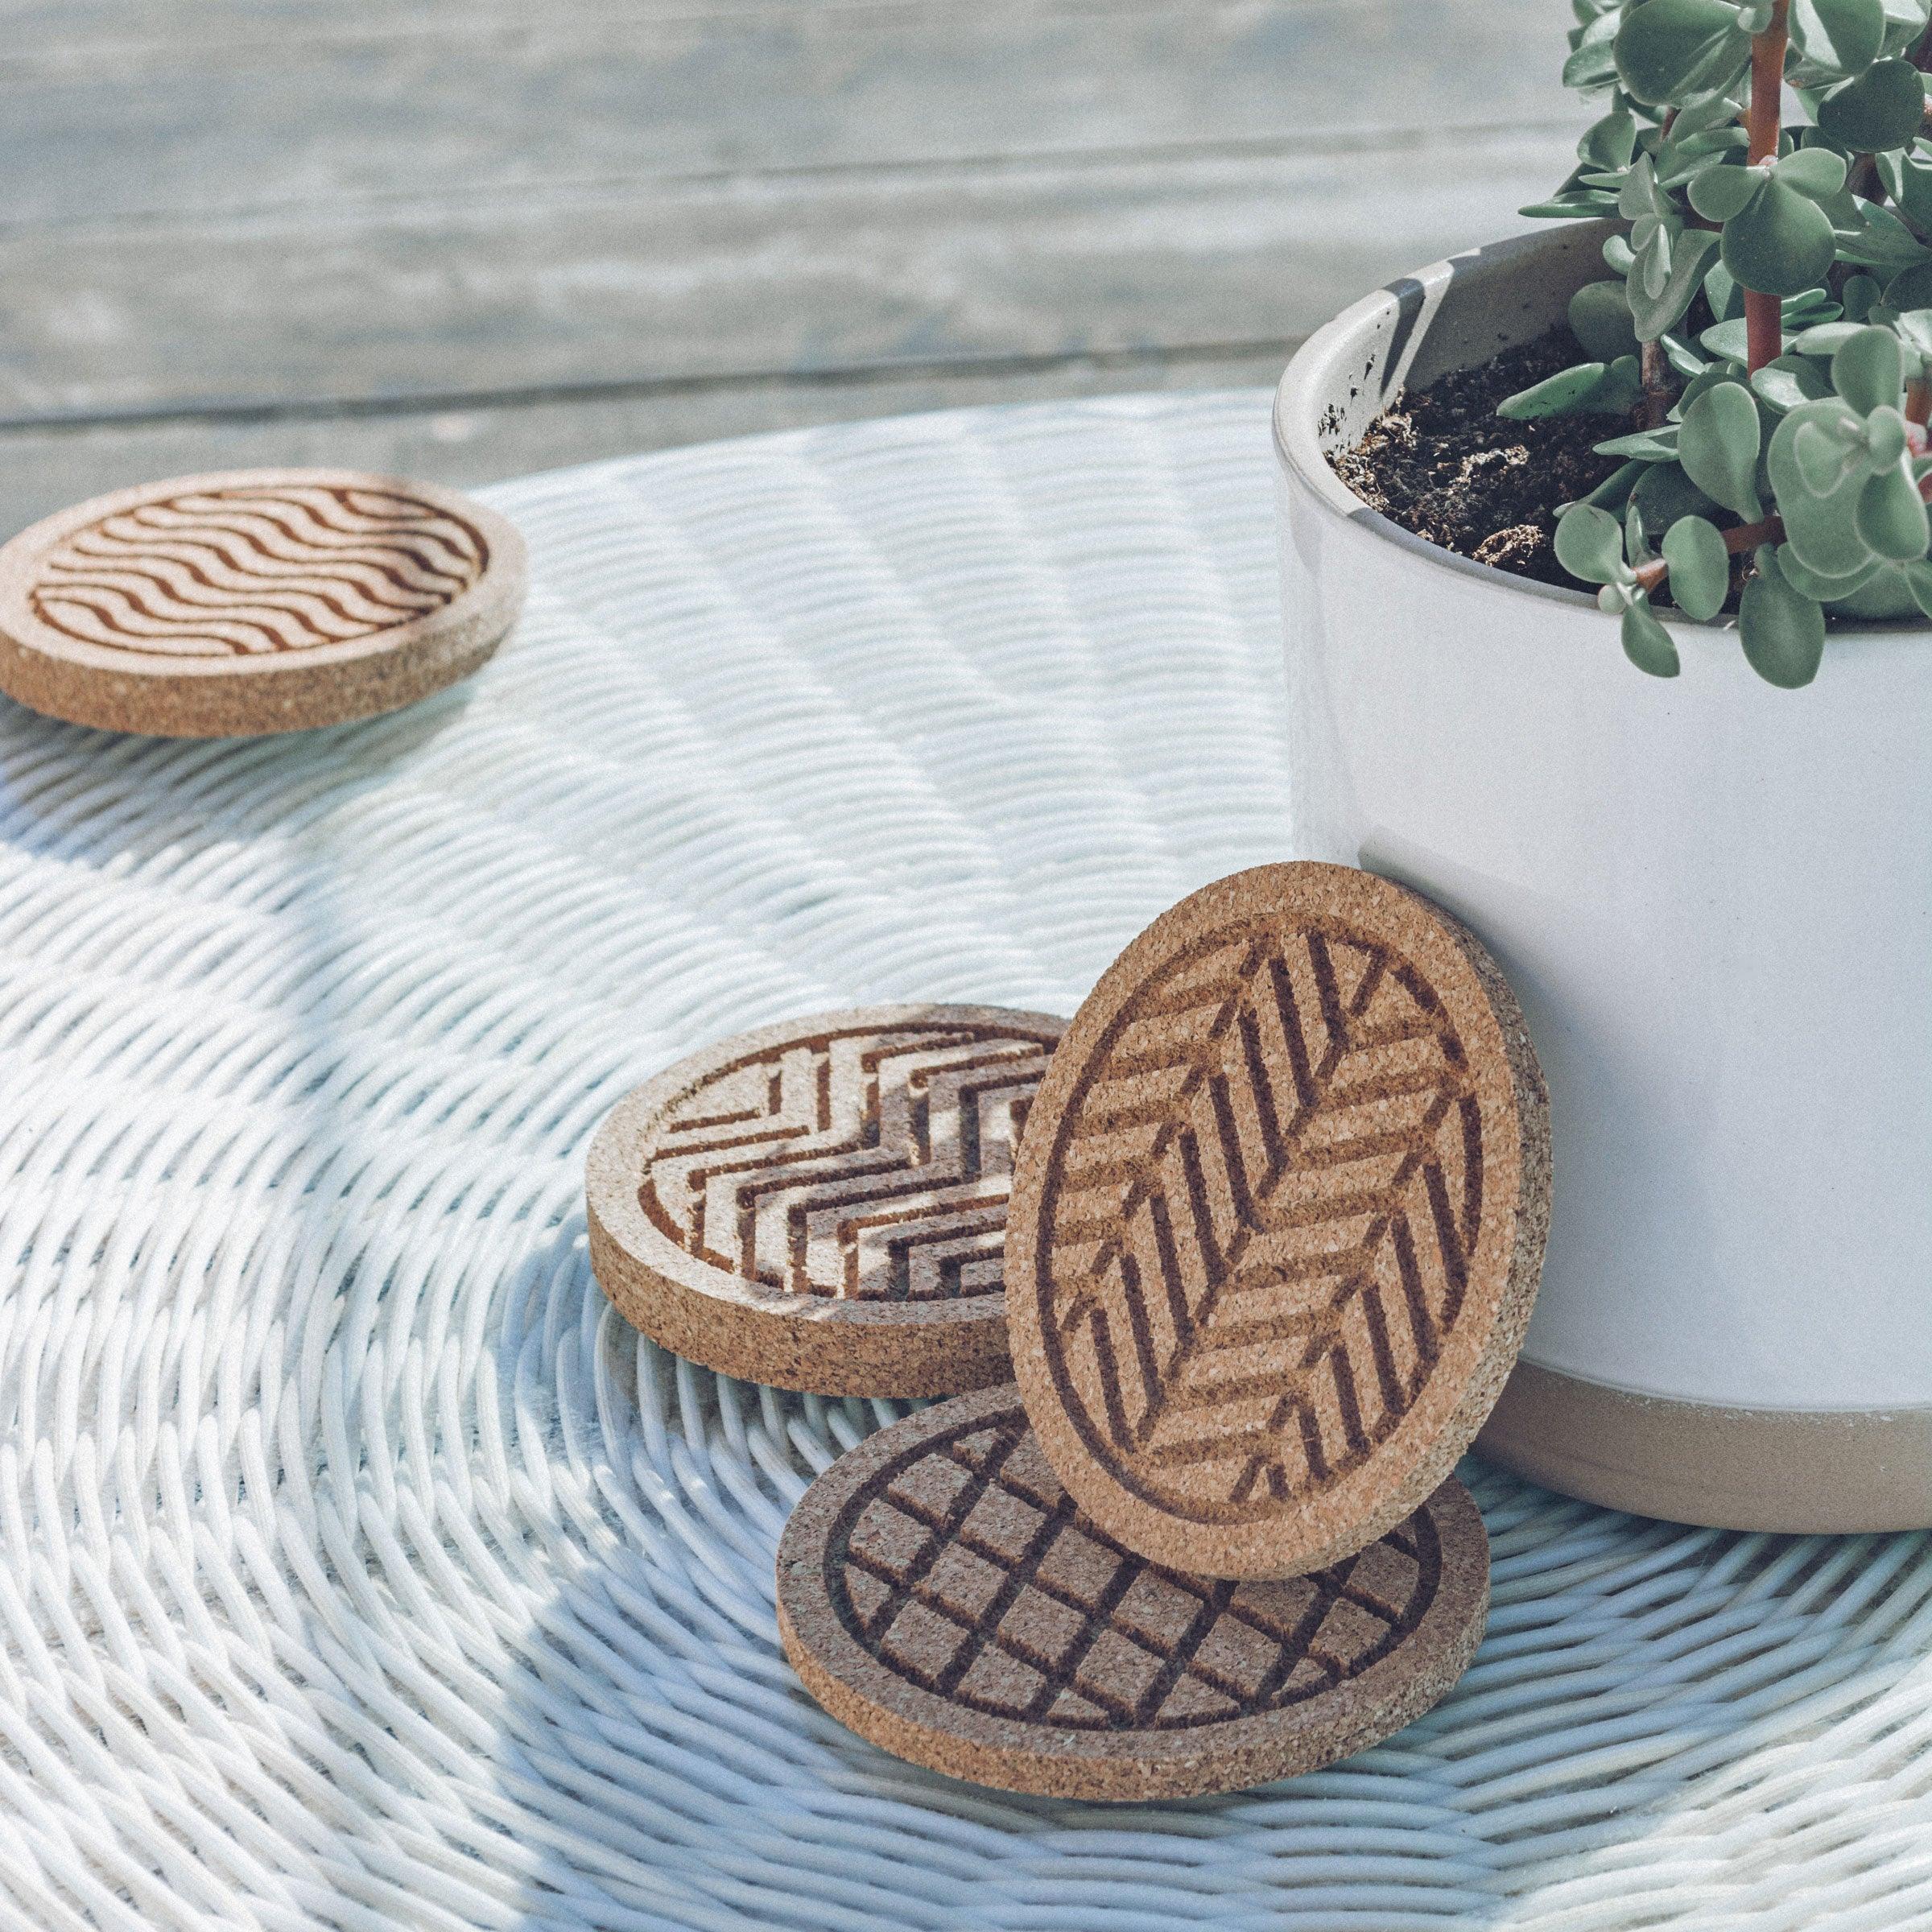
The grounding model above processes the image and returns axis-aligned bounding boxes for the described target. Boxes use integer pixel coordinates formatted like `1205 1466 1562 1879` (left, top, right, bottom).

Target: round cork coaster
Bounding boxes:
776 1386 1488 1802
585 1005 1067 1397
1005 862 1550 1581
0 469 525 737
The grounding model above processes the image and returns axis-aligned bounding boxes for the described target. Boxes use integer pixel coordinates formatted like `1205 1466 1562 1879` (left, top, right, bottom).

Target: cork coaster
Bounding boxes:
776 1386 1488 1801
0 469 525 736
586 1005 1067 1397
1005 862 1550 1580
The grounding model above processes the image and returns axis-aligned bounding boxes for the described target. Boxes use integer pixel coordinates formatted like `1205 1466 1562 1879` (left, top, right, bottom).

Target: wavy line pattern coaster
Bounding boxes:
776 1388 1489 1800
0 469 526 736
1005 862 1550 1580
586 1005 1066 1396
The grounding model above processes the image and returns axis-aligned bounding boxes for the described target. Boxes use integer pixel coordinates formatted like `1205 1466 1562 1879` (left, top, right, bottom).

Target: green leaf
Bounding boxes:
1576 458 1649 513
1856 461 1932 555
1793 415 1858 490
1678 379 1765 518
1880 147 1932 229
1902 555 1932 616
1791 0 1888 73
1698 320 1756 365
1832 324 1905 410
1620 152 1670 222
1579 111 1641 170
1662 329 1715 376
1668 88 1752 138
1830 562 1925 616
1690 163 1765 221
1596 355 1648 416
1631 226 1723 339
1596 425 1684 458
1843 270 1885 319
1616 0 1754 104
1565 34 1624 89
1656 126 1753 186
1521 192 1624 218
1497 361 1611 419
1776 541 1883 599
1885 260 1932 307
1633 459 1724 530
1770 398 1879 573
1774 147 1851 200
1740 550 1828 687
1752 353 1835 410
1704 258 1742 321
1817 58 1926 148
1722 177 1841 295
1571 280 1643 361
1680 357 1747 402
1792 319 1870 353
1625 493 1658 564
1662 514 1732 617
1893 306 1932 360
1827 196 1930 271
1622 599 1684 674
1555 502 1629 584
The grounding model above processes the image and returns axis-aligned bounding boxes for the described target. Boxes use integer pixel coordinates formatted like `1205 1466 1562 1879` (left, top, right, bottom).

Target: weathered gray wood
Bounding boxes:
0 345 1300 540
0 1 1571 227
0 0 1586 542
0 129 1570 421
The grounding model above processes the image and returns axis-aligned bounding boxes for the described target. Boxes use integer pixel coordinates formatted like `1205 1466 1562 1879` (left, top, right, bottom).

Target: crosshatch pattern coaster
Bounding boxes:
0 469 526 736
587 1005 1066 1395
776 1387 1488 1800
1007 861 1550 1579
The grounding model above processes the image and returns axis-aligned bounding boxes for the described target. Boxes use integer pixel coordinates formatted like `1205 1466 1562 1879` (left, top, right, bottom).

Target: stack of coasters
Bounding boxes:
0 469 524 737
588 864 1551 1800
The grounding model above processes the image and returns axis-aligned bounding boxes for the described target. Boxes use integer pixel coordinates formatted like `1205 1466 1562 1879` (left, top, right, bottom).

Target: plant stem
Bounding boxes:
1631 515 1784 597
1909 378 1932 428
1640 339 1674 426
1744 0 1789 374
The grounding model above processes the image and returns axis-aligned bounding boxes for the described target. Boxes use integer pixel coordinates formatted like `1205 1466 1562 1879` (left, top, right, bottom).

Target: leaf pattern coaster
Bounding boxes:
776 1386 1489 1801
587 1005 1066 1396
1005 862 1550 1580
0 469 525 737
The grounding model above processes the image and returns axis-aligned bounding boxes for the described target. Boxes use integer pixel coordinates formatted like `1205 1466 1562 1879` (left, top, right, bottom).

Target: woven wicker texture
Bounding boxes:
3 393 1931 1931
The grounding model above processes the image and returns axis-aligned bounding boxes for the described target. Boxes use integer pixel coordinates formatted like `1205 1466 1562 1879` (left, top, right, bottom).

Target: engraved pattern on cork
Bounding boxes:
1035 918 1482 1523
640 1021 1060 1303
27 485 489 658
827 1402 1440 1730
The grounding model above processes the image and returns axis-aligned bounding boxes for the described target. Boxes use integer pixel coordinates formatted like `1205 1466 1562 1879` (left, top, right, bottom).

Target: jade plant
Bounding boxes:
1522 0 1932 683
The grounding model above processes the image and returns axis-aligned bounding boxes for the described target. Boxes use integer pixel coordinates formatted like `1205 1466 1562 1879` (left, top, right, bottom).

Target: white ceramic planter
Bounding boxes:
1275 224 1932 1533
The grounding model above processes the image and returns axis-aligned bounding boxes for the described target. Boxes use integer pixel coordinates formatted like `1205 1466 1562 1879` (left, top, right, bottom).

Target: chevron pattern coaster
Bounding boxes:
586 1005 1066 1395
0 469 526 737
776 1387 1488 1800
1005 863 1550 1580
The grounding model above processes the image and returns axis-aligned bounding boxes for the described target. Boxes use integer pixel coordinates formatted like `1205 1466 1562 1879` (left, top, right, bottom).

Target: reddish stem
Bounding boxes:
1909 379 1932 429
1722 516 1781 553
1633 514 1785 598
1744 2 1789 374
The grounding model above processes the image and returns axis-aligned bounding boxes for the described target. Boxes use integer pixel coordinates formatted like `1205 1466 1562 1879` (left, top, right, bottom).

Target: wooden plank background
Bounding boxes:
0 0 1583 534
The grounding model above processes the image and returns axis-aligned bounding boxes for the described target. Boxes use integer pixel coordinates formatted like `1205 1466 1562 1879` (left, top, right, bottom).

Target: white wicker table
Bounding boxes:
3 393 1931 1932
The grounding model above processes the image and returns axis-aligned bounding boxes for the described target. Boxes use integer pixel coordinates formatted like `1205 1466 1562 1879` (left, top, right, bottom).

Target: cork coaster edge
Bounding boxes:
1005 861 1550 1579
0 468 526 737
775 1386 1490 1802
586 1003 1067 1397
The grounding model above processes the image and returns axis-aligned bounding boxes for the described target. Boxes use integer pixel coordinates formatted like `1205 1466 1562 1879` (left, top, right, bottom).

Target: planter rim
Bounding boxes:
1271 225 1930 642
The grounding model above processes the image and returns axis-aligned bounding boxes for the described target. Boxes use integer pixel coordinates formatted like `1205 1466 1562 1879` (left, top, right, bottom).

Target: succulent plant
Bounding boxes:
1522 0 1932 683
